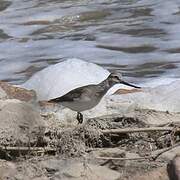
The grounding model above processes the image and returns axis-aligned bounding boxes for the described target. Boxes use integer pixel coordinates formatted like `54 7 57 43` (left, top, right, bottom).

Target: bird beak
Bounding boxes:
120 80 141 89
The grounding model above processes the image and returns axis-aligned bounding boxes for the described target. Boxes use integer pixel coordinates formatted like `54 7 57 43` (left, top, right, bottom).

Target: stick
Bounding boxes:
101 127 179 135
95 157 150 161
0 146 56 153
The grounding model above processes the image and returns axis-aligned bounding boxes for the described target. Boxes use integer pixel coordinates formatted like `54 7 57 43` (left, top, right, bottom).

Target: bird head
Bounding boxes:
107 73 141 88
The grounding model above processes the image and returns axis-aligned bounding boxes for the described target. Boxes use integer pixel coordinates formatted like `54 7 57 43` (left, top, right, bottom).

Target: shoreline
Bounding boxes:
0 80 179 179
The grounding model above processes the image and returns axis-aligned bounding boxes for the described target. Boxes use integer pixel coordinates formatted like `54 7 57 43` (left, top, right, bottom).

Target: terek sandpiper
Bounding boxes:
48 73 140 123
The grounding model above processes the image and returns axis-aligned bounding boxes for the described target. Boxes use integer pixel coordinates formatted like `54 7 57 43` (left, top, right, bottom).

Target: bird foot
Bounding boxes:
77 112 83 124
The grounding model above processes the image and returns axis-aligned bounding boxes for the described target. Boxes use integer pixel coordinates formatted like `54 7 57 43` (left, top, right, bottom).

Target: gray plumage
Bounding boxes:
49 73 140 123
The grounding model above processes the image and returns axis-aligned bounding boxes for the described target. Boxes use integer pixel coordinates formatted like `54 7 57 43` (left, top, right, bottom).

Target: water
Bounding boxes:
0 0 180 85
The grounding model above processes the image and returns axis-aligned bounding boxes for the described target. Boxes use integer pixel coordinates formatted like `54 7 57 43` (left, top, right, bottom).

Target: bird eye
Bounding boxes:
114 76 119 80
113 76 120 80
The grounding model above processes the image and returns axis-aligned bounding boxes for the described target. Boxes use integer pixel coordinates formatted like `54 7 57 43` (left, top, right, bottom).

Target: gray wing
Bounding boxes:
48 85 94 103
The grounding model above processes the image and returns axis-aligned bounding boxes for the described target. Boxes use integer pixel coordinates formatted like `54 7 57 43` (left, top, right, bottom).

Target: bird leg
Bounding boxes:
77 112 83 124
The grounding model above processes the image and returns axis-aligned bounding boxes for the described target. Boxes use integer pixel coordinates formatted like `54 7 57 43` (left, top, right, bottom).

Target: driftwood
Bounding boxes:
95 157 150 161
101 127 180 135
0 146 56 152
0 146 57 159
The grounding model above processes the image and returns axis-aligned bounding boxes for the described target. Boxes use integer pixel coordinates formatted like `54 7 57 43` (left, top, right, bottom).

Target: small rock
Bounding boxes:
167 154 180 180
0 99 46 146
0 81 36 102
40 158 120 180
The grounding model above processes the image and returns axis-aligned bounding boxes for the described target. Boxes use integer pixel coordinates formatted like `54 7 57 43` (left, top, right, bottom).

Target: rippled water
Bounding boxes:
0 0 180 84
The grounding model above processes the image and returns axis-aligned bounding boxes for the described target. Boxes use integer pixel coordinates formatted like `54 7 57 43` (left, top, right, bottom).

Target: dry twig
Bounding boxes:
0 146 56 153
101 127 180 135
95 157 150 161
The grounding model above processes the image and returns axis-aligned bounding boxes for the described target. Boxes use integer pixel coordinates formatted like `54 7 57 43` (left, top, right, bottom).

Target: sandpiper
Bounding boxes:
48 73 140 123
